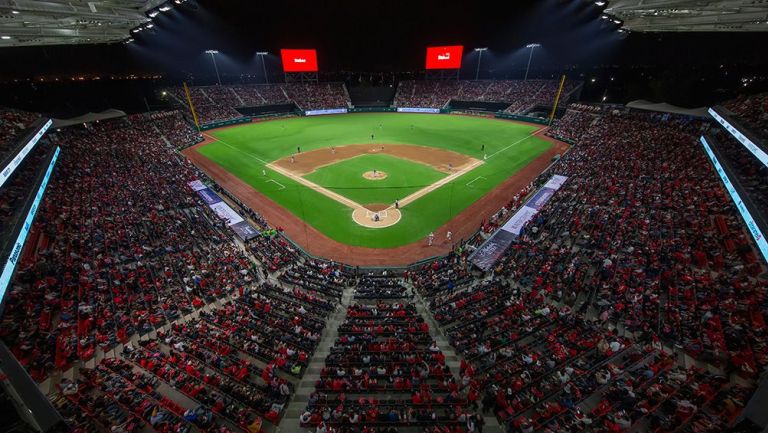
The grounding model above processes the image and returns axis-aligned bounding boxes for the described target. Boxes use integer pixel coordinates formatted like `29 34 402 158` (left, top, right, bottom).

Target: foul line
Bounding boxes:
266 158 484 212
466 176 486 187
267 162 363 210
484 126 546 160
202 132 270 165
397 160 484 208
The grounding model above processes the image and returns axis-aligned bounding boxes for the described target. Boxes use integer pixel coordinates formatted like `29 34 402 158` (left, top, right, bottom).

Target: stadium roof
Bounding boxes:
0 0 171 47
605 0 768 32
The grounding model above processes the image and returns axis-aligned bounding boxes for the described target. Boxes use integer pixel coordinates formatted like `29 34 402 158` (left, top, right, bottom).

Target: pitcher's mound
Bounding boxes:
352 205 401 228
362 170 388 180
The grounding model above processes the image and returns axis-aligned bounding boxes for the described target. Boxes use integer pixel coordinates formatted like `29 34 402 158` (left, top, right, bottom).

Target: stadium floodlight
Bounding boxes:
159 5 172 11
148 10 159 17
601 14 610 19
595 1 607 6
206 50 222 85
524 43 541 80
474 47 488 80
256 51 269 84
11 10 19 14
0 36 11 40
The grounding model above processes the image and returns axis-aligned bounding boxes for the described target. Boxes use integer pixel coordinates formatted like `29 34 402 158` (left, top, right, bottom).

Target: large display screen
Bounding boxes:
425 45 464 70
280 49 319 72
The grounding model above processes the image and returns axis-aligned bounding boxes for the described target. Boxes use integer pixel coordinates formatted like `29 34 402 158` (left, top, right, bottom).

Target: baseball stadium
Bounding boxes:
1 2 768 433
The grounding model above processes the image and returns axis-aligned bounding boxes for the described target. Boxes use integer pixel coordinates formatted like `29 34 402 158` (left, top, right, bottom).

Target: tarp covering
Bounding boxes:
52 109 127 128
626 100 709 118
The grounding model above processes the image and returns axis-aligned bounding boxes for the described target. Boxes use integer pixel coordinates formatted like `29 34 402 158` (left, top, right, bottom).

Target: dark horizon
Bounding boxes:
1 0 767 114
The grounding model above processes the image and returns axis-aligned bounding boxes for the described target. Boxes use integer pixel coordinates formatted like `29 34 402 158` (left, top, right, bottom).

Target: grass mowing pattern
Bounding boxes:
197 113 551 248
303 154 447 205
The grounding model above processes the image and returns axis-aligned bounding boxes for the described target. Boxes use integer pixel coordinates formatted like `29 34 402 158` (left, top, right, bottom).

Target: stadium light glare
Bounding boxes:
256 51 270 84
159 5 172 12
1 36 11 40
474 48 488 80
595 1 606 6
524 44 540 80
601 14 610 19
148 10 159 17
206 50 222 85
11 10 19 14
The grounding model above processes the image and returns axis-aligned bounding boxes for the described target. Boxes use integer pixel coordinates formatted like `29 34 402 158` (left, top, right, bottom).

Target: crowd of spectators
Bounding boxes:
0 107 39 160
284 83 349 110
3 88 768 433
708 129 768 218
393 80 578 113
166 83 351 124
302 282 481 430
490 110 767 377
0 115 261 382
166 86 243 124
722 92 768 137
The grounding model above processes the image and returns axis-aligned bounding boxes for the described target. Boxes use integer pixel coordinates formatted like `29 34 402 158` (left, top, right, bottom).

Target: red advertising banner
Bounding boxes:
280 49 318 72
425 45 464 70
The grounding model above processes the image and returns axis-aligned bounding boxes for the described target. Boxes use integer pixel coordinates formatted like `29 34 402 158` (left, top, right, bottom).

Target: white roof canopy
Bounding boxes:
606 0 768 32
0 0 169 47
626 100 710 117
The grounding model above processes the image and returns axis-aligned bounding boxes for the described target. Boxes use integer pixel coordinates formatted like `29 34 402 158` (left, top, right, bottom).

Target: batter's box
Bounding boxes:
366 209 388 220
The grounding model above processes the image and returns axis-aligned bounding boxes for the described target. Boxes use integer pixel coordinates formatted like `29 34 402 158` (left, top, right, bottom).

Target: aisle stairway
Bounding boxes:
279 285 355 433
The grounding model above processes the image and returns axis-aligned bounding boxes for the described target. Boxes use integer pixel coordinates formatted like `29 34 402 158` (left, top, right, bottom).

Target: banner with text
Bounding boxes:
470 174 568 270
189 181 259 241
305 108 348 116
396 107 441 114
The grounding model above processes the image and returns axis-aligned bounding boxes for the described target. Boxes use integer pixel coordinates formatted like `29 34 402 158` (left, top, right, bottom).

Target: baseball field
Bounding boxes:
187 113 555 249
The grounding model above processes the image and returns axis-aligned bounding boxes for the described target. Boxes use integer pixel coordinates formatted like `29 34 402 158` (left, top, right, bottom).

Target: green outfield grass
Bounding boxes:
303 153 447 205
196 113 552 248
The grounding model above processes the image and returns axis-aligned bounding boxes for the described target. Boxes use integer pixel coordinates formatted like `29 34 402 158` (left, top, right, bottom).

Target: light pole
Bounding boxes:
474 47 488 81
524 43 541 81
256 51 269 84
205 49 221 85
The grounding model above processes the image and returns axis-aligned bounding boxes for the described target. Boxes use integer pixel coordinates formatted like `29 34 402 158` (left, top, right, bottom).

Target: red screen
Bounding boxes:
280 49 318 72
425 45 464 70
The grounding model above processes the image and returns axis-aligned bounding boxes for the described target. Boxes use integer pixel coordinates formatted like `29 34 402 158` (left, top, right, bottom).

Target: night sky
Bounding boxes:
1 0 767 113
1 0 766 78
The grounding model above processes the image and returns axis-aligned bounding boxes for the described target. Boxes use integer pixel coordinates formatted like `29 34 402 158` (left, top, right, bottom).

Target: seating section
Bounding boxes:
166 83 350 124
709 129 768 218
0 107 39 161
0 116 255 381
2 87 768 433
393 80 578 113
722 92 768 137
301 277 476 428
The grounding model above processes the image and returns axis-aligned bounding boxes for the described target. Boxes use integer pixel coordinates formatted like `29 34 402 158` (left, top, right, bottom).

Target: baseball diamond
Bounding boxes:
183 112 562 259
